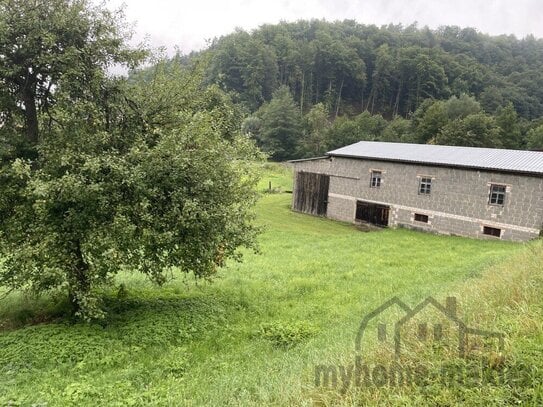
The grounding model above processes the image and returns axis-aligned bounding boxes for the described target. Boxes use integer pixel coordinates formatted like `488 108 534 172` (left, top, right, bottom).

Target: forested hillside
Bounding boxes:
139 20 543 159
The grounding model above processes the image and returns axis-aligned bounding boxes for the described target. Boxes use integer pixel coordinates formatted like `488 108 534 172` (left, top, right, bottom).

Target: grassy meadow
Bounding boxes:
0 164 542 406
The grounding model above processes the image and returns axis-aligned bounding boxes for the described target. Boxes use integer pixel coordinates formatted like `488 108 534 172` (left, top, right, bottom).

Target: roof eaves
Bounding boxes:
327 153 543 177
288 156 328 163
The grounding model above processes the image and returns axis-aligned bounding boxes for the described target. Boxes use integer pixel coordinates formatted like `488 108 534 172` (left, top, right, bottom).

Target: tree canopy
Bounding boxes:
0 0 262 319
252 86 301 161
179 20 543 158
0 0 144 157
201 21 543 121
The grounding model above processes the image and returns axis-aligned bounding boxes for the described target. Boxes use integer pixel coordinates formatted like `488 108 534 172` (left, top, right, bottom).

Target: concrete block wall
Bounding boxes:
290 157 543 241
327 194 355 222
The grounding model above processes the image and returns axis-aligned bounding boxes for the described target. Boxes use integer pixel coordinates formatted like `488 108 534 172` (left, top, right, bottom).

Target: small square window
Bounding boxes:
483 226 502 237
370 171 382 188
414 213 429 223
419 177 432 194
489 185 506 205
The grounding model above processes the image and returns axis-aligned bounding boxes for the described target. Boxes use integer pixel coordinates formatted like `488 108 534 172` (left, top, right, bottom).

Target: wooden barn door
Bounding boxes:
293 172 329 216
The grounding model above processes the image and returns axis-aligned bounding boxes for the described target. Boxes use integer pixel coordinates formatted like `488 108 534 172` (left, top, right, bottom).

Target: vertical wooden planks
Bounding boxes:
293 171 329 216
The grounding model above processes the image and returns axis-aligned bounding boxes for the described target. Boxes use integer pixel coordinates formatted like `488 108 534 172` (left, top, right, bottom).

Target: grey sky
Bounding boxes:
106 0 543 54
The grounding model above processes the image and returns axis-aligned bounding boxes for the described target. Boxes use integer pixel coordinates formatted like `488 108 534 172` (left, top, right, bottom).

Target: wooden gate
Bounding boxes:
293 172 329 216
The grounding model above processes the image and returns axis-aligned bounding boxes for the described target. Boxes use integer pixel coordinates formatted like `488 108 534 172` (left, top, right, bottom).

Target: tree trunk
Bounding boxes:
300 70 305 116
368 85 376 114
22 90 39 144
309 71 313 105
68 241 90 315
393 79 403 117
367 80 376 113
416 76 421 107
335 77 344 118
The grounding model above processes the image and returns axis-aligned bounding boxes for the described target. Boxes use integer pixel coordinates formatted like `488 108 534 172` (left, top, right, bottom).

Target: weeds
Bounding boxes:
256 321 318 348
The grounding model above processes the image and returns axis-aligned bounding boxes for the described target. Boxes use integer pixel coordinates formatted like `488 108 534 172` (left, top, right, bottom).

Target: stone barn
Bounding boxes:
290 141 543 241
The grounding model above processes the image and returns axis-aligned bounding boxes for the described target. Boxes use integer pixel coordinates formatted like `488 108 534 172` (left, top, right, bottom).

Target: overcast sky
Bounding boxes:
105 0 543 55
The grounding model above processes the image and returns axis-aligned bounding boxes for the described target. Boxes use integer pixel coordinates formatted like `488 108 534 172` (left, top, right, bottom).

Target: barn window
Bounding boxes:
414 213 429 223
489 184 506 205
419 177 432 194
370 171 382 188
483 226 502 238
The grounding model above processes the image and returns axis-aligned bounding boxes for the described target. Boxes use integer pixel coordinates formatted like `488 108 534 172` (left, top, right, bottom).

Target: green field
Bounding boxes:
1 165 541 406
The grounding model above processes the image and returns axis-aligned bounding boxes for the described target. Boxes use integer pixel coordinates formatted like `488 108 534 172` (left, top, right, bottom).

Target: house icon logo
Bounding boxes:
313 296 518 391
355 296 504 359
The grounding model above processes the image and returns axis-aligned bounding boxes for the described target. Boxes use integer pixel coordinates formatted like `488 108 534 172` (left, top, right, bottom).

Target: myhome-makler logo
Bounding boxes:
313 296 521 392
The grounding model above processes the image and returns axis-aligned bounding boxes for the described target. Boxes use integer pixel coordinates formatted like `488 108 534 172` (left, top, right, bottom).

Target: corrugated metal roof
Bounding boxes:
327 141 543 175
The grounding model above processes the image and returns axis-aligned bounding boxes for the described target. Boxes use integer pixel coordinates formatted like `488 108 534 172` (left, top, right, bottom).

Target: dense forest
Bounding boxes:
137 20 543 160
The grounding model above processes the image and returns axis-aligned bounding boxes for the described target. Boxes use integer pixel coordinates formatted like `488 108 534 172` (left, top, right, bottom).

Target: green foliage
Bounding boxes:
133 21 543 159
382 116 415 142
209 30 278 111
0 65 263 319
241 115 262 139
412 95 482 144
286 95 529 158
526 125 543 150
202 20 543 120
0 0 145 154
495 103 522 149
298 103 331 156
479 86 505 114
0 1 263 319
443 94 482 120
435 113 501 147
256 86 301 160
412 99 449 143
256 320 317 348
325 111 387 151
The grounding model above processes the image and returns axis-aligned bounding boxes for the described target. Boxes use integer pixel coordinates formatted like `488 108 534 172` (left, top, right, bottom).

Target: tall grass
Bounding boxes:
306 240 543 406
